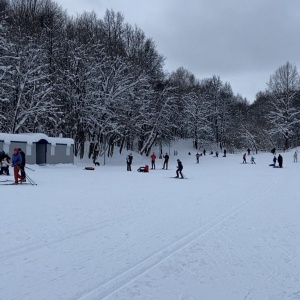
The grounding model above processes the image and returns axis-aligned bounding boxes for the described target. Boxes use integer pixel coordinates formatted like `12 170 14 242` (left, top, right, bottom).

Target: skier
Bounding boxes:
92 143 99 165
0 155 10 175
250 156 256 164
247 148 251 155
175 159 183 178
150 152 156 169
215 151 219 157
163 153 169 169
293 151 298 163
126 153 133 171
242 153 247 163
203 149 206 156
223 149 227 157
272 155 277 167
277 154 283 168
11 148 22 184
18 148 26 181
271 147 276 155
196 152 200 163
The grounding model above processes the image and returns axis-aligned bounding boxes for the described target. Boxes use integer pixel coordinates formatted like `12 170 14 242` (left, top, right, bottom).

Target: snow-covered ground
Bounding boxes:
1 141 300 300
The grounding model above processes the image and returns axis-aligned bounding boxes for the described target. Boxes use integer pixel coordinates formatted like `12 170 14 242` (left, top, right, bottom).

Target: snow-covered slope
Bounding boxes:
1 142 299 300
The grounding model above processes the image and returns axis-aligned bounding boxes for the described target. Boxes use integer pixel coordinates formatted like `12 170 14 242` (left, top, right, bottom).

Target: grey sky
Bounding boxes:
57 0 300 102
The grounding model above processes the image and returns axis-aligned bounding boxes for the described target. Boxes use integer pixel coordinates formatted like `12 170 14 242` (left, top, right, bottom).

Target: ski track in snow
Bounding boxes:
73 176 279 300
2 145 300 300
0 213 138 261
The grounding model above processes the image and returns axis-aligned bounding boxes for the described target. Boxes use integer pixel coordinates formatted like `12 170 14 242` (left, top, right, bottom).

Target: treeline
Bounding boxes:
1 0 300 157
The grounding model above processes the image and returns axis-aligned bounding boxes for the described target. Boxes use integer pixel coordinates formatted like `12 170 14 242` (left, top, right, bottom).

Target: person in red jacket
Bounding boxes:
150 152 156 169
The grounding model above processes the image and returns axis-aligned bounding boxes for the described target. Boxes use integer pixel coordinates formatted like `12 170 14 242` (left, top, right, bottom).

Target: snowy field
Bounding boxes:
1 142 300 300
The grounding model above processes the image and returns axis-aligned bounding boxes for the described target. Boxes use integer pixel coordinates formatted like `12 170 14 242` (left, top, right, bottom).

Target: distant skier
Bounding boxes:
203 149 206 156
150 152 156 169
250 156 256 164
277 154 283 168
196 152 200 163
273 155 277 167
271 147 276 155
223 149 227 157
242 153 247 163
175 159 183 178
293 151 298 163
126 153 133 171
163 153 169 169
247 148 251 155
215 151 219 157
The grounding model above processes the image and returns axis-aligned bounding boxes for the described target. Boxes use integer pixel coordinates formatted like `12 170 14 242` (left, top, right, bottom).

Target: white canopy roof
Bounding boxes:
0 133 74 146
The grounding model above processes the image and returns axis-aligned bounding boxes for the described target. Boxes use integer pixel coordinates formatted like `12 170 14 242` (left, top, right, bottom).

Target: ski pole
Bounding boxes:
25 166 35 171
25 174 37 185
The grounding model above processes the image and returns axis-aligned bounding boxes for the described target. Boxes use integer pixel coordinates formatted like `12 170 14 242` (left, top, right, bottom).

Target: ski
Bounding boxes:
0 183 32 185
0 180 36 186
0 179 14 182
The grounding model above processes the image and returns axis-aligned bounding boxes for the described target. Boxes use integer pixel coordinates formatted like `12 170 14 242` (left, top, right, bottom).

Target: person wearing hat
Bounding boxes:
18 148 26 181
175 159 183 178
11 148 22 184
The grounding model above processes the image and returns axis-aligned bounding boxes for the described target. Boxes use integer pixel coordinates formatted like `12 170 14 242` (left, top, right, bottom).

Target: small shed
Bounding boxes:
0 133 74 165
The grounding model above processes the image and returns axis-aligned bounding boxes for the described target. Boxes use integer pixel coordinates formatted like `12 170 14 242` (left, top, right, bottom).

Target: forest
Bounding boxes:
1 0 300 158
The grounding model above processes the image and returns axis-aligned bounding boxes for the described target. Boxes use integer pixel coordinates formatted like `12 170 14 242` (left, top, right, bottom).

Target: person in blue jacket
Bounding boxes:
11 148 22 184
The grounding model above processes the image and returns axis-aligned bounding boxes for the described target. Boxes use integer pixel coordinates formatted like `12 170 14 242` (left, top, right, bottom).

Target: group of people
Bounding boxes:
134 151 184 178
242 152 255 164
272 154 283 168
0 148 26 184
132 146 296 177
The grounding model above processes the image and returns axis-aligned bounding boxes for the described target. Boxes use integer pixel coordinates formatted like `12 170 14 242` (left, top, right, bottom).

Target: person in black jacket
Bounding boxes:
18 148 26 181
163 153 169 169
277 154 283 168
175 159 183 178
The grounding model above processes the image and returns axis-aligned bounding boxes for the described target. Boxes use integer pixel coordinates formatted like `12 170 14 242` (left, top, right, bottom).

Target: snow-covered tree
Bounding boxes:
267 62 300 149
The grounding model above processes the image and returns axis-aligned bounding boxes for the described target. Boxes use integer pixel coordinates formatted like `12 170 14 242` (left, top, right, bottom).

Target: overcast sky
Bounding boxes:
57 0 300 102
